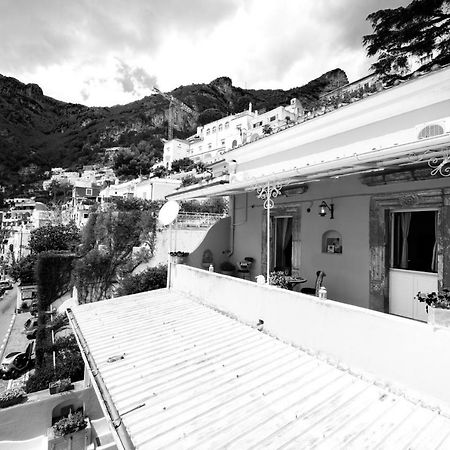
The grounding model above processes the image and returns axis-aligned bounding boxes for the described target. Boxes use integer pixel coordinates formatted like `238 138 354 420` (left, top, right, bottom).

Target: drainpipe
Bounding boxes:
228 193 248 257
66 309 135 450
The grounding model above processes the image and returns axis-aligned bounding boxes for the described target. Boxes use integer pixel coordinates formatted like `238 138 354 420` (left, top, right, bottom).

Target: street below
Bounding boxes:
0 285 17 350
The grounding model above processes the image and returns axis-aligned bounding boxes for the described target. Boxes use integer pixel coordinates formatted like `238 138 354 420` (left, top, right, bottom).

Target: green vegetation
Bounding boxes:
113 140 163 178
8 254 36 284
25 333 84 394
364 0 450 80
53 411 87 437
0 388 27 409
116 265 167 297
36 252 75 310
73 199 160 303
29 223 80 254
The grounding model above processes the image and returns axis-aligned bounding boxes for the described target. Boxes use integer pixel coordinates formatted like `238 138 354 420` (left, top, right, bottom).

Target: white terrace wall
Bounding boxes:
171 264 450 409
0 382 103 441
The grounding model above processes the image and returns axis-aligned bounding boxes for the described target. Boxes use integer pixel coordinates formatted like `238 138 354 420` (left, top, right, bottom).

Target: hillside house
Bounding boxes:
163 99 303 169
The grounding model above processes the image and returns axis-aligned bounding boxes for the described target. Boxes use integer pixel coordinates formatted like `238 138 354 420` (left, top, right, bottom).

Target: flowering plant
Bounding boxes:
269 271 289 290
417 289 450 311
169 251 189 257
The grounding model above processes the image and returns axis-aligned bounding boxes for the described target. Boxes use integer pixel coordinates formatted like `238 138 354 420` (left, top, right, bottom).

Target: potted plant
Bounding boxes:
169 251 189 264
52 410 87 437
220 261 235 276
0 388 27 409
417 289 450 327
269 271 289 290
49 378 73 395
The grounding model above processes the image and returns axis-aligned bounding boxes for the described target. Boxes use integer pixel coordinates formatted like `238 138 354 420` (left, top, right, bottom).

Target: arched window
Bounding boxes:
212 127 216 133
208 143 212 150
218 124 223 131
206 129 210 135
232 140 238 149
225 122 229 129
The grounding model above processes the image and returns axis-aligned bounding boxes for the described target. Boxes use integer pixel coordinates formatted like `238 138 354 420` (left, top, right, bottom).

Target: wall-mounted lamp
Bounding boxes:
319 201 334 219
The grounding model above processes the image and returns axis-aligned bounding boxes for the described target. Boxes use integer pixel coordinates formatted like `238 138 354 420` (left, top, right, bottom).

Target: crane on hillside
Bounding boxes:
152 87 196 140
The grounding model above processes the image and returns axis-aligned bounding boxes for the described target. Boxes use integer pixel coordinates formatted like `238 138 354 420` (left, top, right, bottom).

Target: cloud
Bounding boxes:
0 0 408 106
0 0 240 73
115 59 158 95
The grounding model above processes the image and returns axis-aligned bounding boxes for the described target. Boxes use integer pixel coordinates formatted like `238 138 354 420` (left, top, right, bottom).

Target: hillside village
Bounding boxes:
1 0 450 447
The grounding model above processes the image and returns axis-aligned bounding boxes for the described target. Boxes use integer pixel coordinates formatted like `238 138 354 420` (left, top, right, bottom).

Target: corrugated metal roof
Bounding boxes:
71 289 450 449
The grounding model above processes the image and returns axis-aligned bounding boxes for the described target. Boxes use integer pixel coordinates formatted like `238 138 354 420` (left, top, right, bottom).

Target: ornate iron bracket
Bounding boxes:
256 183 283 209
428 151 450 177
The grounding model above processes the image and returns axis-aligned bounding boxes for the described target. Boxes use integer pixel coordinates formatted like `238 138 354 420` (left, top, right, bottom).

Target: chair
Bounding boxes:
301 271 326 296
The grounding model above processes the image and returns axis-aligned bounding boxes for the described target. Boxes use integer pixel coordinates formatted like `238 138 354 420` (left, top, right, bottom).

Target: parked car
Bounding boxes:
0 280 13 290
0 342 34 380
24 318 39 340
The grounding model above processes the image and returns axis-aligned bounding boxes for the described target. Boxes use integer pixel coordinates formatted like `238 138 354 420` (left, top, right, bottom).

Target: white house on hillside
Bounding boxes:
163 98 304 169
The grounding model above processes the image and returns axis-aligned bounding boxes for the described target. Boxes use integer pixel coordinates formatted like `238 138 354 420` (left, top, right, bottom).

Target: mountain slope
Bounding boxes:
0 69 348 194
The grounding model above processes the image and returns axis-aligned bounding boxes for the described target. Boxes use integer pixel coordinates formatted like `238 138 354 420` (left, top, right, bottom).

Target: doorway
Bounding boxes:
272 216 293 274
389 210 438 321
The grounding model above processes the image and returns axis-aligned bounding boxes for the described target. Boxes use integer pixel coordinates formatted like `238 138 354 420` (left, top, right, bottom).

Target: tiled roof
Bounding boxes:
71 289 450 449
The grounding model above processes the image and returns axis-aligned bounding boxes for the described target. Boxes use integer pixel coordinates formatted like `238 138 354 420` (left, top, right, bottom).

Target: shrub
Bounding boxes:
51 313 69 332
0 388 27 408
53 410 87 437
116 265 167 297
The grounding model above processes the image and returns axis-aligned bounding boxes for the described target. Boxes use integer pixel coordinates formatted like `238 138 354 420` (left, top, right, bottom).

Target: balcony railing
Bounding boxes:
176 212 225 229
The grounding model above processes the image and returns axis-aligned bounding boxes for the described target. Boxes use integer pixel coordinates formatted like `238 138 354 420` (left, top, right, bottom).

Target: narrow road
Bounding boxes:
0 284 17 344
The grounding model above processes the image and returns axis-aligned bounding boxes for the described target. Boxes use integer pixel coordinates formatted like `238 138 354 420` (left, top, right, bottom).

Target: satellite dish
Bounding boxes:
158 200 180 226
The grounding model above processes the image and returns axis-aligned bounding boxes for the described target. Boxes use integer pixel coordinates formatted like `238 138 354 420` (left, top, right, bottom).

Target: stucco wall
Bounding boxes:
188 217 231 270
171 264 450 409
231 194 263 278
232 174 450 309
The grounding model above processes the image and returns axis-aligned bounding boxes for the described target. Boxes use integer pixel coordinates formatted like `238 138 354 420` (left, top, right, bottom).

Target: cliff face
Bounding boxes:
0 68 348 194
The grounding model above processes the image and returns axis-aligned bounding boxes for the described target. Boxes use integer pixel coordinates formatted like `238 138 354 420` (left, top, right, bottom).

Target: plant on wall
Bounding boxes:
269 271 289 289
53 410 87 437
417 289 450 312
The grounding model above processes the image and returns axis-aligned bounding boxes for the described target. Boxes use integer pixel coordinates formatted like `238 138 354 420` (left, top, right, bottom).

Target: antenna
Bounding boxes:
158 200 180 226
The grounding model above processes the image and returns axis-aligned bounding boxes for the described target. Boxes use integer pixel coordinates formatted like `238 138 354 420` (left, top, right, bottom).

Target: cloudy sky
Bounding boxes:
1 0 409 107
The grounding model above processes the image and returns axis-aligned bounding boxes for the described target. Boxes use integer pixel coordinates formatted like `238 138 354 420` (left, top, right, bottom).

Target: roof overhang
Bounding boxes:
168 134 450 200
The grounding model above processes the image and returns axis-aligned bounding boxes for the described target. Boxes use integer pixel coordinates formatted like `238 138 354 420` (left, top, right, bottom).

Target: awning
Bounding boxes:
168 133 450 200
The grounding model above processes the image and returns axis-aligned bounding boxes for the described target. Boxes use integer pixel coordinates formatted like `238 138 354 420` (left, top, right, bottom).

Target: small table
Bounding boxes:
285 277 307 291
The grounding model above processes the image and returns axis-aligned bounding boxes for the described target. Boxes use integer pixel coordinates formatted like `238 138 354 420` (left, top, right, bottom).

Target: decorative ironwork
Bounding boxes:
428 151 450 177
256 183 283 209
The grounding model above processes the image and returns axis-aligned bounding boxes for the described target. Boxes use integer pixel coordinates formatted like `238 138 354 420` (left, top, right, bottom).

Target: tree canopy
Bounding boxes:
29 223 80 254
363 0 450 78
113 141 162 179
74 200 159 303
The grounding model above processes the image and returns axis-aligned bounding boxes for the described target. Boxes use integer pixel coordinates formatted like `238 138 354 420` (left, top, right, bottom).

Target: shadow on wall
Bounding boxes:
188 217 231 270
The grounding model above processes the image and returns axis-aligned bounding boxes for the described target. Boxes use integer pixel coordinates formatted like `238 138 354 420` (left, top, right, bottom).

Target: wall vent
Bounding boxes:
418 123 444 140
